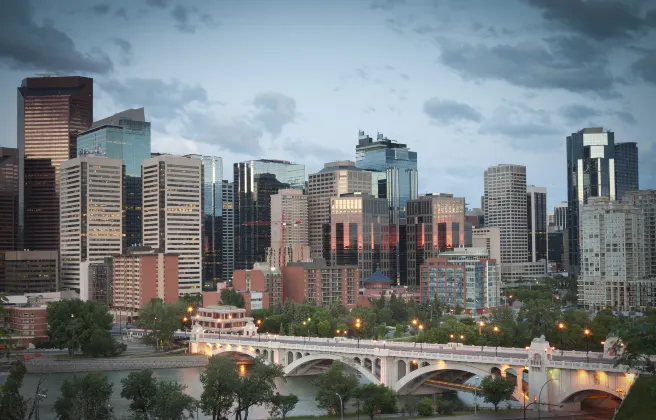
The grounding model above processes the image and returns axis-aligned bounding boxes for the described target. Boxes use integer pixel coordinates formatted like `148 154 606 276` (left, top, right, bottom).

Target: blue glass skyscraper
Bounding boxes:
77 108 151 248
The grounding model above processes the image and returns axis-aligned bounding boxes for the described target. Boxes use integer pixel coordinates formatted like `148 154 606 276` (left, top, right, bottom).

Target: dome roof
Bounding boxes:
363 268 393 284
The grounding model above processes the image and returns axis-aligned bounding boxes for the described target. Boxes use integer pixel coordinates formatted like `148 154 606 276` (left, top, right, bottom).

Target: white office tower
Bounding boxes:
484 164 539 285
142 155 202 294
579 197 648 311
267 189 310 268
60 156 123 294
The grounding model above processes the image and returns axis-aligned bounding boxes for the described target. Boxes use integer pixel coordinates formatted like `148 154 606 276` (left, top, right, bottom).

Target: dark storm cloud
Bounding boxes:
90 4 111 16
171 5 196 33
437 36 618 96
111 38 133 65
253 92 297 138
559 105 637 126
146 0 171 8
423 98 483 124
0 1 113 74
115 8 128 20
526 0 656 41
632 51 656 84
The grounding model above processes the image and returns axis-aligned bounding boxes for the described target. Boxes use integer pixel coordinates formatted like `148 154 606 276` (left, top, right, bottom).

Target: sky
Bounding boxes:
1 0 655 209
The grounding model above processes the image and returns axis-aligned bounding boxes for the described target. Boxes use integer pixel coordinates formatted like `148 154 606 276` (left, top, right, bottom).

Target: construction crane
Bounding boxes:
242 213 301 268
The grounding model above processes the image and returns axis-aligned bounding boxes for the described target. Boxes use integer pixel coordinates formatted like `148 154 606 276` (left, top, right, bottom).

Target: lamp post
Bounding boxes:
558 322 566 356
472 375 480 414
538 378 555 419
583 328 591 363
257 319 262 342
36 392 46 420
493 325 501 357
335 392 344 420
355 318 361 349
418 324 424 352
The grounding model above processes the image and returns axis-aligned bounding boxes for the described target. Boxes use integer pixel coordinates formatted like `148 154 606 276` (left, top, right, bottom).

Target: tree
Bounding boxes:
394 324 405 338
54 372 114 420
121 368 197 420
200 356 240 420
121 369 158 418
355 384 397 420
0 361 27 420
267 393 298 420
138 298 185 351
479 374 516 411
150 380 197 420
233 357 285 420
314 361 360 414
81 328 126 357
221 288 245 308
417 398 433 416
612 311 656 373
46 299 114 357
317 320 331 338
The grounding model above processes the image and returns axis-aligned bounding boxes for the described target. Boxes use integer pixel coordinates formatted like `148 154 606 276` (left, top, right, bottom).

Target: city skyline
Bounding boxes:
0 0 655 209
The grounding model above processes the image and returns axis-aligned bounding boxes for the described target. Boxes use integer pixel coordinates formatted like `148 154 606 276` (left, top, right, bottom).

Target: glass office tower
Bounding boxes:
355 131 418 284
0 147 19 251
77 108 151 248
18 76 93 251
614 142 639 202
186 155 223 291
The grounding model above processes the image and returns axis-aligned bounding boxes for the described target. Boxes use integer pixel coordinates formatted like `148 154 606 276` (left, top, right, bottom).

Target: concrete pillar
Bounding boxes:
527 336 554 412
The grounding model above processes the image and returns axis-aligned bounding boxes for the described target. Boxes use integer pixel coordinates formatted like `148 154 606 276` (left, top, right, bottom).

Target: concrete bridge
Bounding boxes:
188 327 637 413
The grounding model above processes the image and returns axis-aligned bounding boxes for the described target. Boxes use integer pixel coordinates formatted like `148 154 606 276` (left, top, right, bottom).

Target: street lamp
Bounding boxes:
558 322 566 355
538 378 555 419
493 326 501 357
36 392 47 420
355 318 362 348
583 328 591 363
472 376 480 414
256 319 262 342
335 392 344 420
418 324 424 351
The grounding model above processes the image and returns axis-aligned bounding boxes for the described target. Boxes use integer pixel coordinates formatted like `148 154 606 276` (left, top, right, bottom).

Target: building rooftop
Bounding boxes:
363 268 393 284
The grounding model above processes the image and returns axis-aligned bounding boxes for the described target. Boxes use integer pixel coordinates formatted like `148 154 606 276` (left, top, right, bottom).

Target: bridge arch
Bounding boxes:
394 361 491 394
210 345 263 362
558 386 624 404
284 354 380 384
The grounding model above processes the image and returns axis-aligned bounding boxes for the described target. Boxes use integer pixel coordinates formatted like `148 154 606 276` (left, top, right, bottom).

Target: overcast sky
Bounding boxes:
1 0 655 208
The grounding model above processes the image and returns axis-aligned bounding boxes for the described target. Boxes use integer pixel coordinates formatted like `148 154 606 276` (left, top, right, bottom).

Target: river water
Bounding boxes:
20 367 343 420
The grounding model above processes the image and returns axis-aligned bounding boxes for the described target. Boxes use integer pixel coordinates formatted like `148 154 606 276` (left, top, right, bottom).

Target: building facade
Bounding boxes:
330 193 391 281
406 193 466 287
18 76 93 251
566 128 616 276
614 142 639 202
527 185 548 263
0 251 59 294
60 156 123 292
142 155 202 294
221 180 235 281
484 164 529 283
626 190 656 280
472 227 501 267
0 147 19 251
78 108 151 248
419 248 500 314
233 262 284 307
552 201 568 232
308 161 372 260
268 188 309 268
283 259 359 308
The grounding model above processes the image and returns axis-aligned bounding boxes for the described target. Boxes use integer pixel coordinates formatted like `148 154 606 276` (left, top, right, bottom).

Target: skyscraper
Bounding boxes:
268 189 309 268
0 147 19 251
59 156 123 293
552 201 568 232
308 161 372 259
626 190 656 280
406 193 466 286
233 160 304 271
355 131 418 284
221 180 235 281
142 156 202 294
186 155 223 291
527 185 547 263
484 164 529 284
614 142 639 202
566 128 616 276
78 108 151 248
18 76 93 250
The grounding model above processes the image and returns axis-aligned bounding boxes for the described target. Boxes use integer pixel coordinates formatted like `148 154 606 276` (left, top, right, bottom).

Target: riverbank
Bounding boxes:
24 354 209 373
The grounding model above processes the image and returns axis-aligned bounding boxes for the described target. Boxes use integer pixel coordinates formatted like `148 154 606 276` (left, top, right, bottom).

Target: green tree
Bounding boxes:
54 372 114 420
394 324 405 338
221 289 245 308
612 311 656 373
138 298 185 351
46 299 114 357
200 356 240 420
267 393 299 420
233 357 285 420
355 384 397 420
317 320 331 338
121 368 197 420
417 398 433 416
0 361 27 420
314 361 360 414
479 374 516 411
81 328 126 357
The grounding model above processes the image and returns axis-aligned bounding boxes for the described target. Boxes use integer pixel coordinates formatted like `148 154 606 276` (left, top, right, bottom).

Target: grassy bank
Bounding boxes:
614 375 656 420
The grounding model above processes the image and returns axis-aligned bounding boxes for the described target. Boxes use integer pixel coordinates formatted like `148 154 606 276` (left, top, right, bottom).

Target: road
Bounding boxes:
184 332 615 366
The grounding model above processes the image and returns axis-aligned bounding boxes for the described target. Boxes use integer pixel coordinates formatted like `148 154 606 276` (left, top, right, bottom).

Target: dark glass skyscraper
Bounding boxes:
527 186 547 262
77 108 151 248
566 128 616 276
0 147 19 251
614 142 639 202
18 76 93 250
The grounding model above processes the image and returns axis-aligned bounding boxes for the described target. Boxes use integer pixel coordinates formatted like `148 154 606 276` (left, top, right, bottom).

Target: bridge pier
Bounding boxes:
527 336 554 412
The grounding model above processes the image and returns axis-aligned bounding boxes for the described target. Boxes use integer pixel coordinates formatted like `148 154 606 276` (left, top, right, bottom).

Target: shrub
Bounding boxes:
417 398 433 416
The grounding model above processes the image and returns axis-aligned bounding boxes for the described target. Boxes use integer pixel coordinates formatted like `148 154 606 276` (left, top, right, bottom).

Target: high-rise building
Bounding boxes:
268 189 309 268
18 76 93 250
527 186 547 263
0 147 19 251
566 128 616 276
578 197 651 311
308 161 372 259
0 250 59 294
484 164 529 283
221 180 234 281
406 193 466 287
472 227 501 266
233 262 283 307
330 192 390 281
78 108 151 248
626 190 656 280
186 155 223 291
233 160 304 271
355 131 418 284
614 142 639 202
60 156 123 292
551 202 568 232
548 231 564 272
142 155 202 294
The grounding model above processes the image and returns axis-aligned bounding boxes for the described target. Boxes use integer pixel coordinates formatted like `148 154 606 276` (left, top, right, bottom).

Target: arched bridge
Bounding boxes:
188 328 637 413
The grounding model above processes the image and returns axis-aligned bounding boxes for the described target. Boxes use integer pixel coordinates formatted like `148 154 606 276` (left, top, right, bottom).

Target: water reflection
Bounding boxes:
239 364 247 376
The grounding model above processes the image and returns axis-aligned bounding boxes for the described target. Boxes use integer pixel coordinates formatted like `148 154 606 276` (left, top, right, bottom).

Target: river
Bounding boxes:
20 367 345 420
